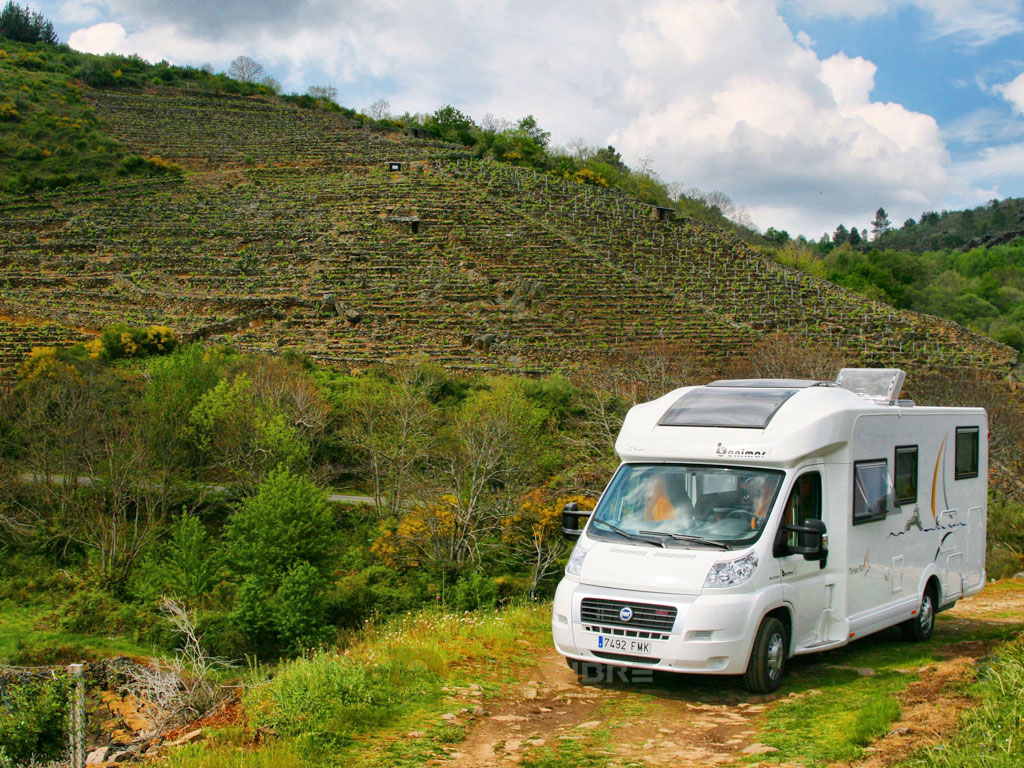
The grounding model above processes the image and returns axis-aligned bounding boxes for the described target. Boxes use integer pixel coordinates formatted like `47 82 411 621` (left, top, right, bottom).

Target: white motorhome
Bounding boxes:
552 369 987 692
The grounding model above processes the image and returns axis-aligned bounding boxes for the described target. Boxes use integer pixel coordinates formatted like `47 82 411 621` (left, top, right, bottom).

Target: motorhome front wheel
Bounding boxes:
744 617 788 693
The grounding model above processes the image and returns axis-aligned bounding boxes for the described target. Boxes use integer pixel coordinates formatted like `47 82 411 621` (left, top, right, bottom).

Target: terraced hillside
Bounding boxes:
0 89 1017 381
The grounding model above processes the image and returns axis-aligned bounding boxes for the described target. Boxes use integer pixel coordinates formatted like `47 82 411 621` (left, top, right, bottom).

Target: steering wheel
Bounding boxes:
725 509 757 525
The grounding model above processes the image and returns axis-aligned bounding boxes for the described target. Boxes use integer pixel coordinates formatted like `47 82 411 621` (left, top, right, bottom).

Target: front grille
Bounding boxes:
593 650 661 664
582 624 670 641
580 598 677 632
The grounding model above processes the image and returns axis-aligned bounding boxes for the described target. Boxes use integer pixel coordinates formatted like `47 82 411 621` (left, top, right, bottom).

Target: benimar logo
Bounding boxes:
716 443 770 458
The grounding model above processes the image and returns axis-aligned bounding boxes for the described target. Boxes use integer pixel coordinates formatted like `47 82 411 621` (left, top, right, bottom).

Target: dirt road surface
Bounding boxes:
428 583 1024 768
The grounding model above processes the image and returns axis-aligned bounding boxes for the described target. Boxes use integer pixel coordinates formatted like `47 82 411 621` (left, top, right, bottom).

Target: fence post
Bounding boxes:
68 663 86 768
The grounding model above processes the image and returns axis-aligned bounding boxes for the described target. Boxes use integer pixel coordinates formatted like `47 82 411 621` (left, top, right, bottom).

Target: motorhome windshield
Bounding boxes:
587 464 784 547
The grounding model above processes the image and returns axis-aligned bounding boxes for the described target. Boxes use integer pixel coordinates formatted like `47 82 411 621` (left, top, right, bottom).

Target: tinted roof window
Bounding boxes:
658 387 799 429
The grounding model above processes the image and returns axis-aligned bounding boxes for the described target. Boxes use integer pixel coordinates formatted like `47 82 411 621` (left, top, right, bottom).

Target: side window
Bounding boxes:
853 460 888 524
894 446 918 507
783 472 821 548
955 427 979 480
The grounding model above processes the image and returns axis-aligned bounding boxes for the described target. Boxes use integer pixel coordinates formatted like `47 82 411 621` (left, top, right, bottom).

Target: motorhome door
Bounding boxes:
777 469 835 650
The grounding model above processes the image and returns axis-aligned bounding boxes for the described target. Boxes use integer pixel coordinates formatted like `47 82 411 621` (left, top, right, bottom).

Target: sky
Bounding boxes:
27 0 1024 238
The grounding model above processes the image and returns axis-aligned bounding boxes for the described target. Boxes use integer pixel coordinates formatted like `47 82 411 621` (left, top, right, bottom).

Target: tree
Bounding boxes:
365 98 391 120
4 354 175 588
335 361 440 519
871 207 892 239
848 226 862 246
260 75 281 94
0 1 57 44
225 468 335 579
228 55 264 83
307 85 338 102
833 223 849 245
426 104 476 145
379 379 546 572
516 115 550 148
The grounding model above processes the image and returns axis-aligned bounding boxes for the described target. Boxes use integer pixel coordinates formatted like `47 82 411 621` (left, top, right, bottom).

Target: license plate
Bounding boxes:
597 636 651 654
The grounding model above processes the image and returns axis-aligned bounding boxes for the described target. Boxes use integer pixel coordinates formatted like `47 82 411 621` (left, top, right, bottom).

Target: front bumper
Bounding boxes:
551 579 767 676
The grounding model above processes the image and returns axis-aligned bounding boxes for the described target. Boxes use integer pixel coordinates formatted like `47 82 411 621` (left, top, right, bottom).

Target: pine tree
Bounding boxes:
0 1 58 44
871 207 892 240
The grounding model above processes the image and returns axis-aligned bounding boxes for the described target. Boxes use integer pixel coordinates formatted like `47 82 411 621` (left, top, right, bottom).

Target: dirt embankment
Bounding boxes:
429 585 1024 768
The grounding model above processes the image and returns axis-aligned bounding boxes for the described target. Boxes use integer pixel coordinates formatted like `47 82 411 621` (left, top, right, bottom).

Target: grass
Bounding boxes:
742 608 1021 766
0 599 153 664
897 633 1024 768
162 602 552 768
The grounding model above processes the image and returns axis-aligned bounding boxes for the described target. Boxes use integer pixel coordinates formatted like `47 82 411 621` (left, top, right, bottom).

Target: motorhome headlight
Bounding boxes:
703 551 758 588
566 542 589 577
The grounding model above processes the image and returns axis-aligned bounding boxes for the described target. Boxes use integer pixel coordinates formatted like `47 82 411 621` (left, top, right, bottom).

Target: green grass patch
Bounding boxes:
165 603 551 768
748 634 942 764
898 634 1024 768
0 600 153 664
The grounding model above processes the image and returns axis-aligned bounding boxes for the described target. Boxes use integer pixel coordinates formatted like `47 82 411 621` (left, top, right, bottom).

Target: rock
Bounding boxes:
524 688 538 700
441 712 459 722
575 720 602 730
86 747 109 765
471 705 488 717
471 332 498 350
407 731 426 739
345 308 362 324
490 714 528 722
741 743 780 755
317 294 338 316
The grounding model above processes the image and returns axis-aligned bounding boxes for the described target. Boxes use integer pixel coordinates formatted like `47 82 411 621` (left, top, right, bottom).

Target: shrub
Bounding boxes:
117 154 183 177
0 675 70 766
452 569 499 611
247 652 430 750
273 561 330 652
132 512 222 604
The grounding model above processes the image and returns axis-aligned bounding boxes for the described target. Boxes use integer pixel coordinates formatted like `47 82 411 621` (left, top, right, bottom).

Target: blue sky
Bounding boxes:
26 1 1024 238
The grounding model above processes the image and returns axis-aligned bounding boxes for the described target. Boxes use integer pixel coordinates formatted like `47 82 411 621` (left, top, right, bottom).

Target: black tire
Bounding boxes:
901 585 936 642
743 616 788 694
566 657 584 675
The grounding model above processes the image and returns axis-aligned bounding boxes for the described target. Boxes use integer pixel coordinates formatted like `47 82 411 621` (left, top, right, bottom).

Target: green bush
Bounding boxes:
131 512 222 604
452 569 499 611
0 674 70 766
273 561 330 652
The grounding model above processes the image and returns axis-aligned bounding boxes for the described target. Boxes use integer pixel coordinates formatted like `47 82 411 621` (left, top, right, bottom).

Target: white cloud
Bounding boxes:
607 1 948 235
67 21 127 53
994 71 1024 113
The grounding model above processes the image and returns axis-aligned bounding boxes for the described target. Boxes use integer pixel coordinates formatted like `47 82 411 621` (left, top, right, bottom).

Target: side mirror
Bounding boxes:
561 502 592 540
774 518 828 564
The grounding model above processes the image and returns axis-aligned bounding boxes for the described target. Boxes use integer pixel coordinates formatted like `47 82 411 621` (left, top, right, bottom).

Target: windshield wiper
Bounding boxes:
591 518 665 548
638 531 731 550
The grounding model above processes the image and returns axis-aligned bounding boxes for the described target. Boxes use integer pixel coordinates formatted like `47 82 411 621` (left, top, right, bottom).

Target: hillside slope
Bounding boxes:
0 88 1017 380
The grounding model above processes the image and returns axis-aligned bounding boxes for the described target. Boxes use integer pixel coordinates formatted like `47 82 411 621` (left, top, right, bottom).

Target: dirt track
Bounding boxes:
428 584 1024 768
